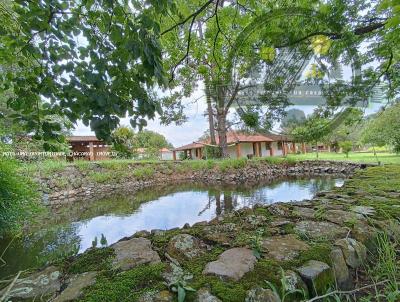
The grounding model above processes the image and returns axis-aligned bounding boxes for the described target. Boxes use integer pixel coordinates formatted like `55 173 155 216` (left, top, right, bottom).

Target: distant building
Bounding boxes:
67 136 174 161
173 131 305 160
134 147 174 160
67 136 110 161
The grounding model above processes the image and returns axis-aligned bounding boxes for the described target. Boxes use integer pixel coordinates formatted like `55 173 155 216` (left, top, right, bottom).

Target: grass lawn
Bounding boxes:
287 151 400 165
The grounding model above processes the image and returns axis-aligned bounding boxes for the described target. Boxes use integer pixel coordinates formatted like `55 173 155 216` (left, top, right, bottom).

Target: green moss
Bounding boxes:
80 263 166 302
283 242 333 270
65 247 115 274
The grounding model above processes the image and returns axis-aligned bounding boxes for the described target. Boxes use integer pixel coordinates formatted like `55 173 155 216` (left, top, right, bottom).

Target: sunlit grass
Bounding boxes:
287 152 400 165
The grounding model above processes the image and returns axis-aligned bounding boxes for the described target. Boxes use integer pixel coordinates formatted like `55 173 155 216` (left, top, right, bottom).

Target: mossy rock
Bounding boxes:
296 260 334 297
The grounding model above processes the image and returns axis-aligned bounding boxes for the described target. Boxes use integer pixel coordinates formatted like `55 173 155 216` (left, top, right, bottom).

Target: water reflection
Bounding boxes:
0 176 343 278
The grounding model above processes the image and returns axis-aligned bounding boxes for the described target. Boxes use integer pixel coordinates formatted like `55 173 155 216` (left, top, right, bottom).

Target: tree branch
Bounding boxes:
224 81 240 113
161 0 214 36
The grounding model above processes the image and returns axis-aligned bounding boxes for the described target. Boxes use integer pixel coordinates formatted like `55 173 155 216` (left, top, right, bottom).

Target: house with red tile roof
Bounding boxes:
172 131 305 160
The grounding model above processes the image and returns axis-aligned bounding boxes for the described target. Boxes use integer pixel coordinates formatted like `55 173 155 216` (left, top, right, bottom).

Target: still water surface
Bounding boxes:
0 176 343 278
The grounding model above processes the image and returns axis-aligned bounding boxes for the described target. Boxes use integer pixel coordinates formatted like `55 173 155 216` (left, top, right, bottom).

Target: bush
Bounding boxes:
204 145 222 159
0 158 40 233
339 141 353 158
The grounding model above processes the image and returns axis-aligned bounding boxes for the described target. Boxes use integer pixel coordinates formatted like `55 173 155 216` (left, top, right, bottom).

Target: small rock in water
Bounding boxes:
112 237 161 271
203 248 257 281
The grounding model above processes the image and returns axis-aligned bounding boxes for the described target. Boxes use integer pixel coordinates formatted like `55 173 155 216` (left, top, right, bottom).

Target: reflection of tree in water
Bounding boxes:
307 177 337 195
0 223 81 279
198 177 341 216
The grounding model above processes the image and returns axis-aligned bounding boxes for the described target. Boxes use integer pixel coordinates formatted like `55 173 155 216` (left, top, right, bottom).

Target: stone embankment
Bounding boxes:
37 160 368 205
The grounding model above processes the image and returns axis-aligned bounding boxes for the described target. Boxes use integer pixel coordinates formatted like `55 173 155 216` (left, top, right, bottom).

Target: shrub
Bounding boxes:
339 141 353 158
0 158 40 233
132 166 155 180
218 158 248 171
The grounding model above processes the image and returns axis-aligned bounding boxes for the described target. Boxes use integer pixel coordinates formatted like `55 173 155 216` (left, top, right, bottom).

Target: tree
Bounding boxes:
161 1 323 156
111 127 136 158
280 109 306 133
291 114 331 158
339 141 353 158
323 108 364 151
161 0 398 157
361 103 400 153
111 127 173 159
0 0 174 144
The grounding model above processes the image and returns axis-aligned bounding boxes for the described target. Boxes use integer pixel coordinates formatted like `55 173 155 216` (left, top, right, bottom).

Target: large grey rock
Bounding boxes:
330 249 352 290
296 260 333 296
54 271 97 302
351 221 377 246
0 266 61 300
203 248 257 281
245 287 281 302
202 223 237 245
195 288 222 302
294 220 348 240
292 207 315 219
112 237 161 270
324 210 361 225
268 203 290 216
166 234 206 261
335 238 367 269
261 234 309 261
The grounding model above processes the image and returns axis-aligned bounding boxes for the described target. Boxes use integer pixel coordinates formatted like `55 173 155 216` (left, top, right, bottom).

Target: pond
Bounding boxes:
0 176 344 279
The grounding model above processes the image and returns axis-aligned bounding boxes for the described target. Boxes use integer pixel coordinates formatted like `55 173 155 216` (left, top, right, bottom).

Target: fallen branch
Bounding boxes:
306 279 390 302
0 271 21 302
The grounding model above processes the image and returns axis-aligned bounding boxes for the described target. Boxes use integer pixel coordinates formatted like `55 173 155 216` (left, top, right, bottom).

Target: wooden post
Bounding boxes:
89 142 94 161
236 143 241 158
302 142 306 154
188 149 192 159
199 148 203 159
255 142 260 157
292 142 296 154
269 143 274 156
173 151 177 161
282 141 286 156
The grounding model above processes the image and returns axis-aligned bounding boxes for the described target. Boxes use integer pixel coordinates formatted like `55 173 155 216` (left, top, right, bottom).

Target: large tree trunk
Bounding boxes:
205 80 216 145
216 108 229 157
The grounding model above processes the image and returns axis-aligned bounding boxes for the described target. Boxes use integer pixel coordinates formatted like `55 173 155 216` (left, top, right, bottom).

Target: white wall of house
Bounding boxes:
161 151 174 160
271 142 283 156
